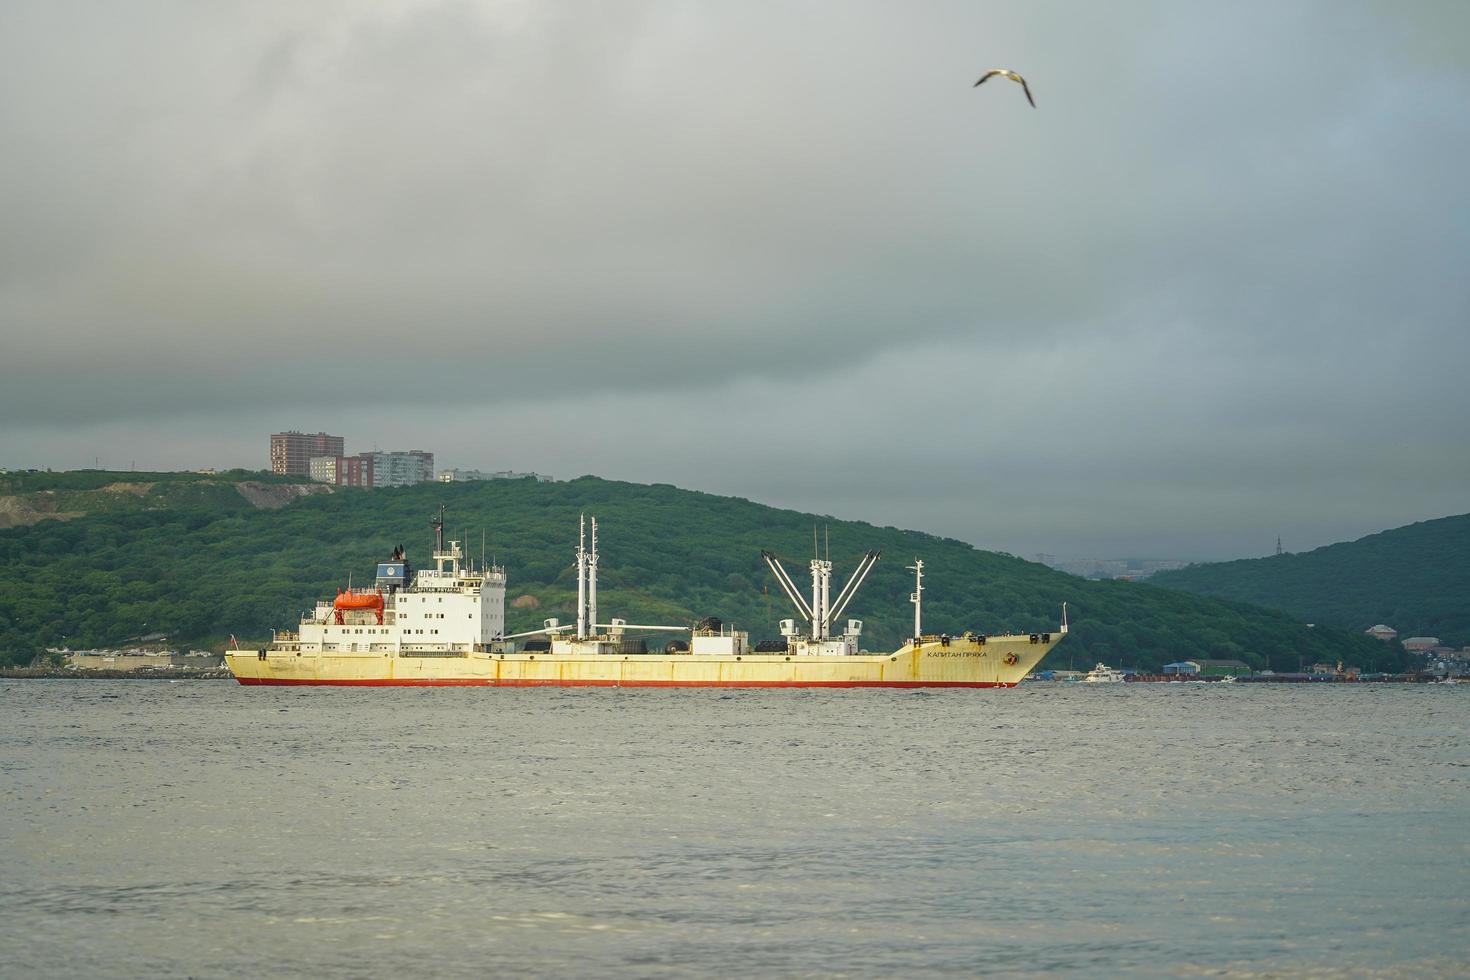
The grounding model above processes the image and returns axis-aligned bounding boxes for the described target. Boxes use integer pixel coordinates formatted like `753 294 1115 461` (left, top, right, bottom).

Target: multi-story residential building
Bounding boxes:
308 456 338 483
272 432 434 488
270 431 344 476
309 455 373 488
340 455 373 487
363 450 434 488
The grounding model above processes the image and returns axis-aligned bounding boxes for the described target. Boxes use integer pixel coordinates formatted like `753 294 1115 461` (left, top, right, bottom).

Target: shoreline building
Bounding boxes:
438 468 553 483
270 431 344 477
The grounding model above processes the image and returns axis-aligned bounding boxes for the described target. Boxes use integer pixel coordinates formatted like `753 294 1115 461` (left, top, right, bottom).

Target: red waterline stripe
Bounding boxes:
235 677 1014 688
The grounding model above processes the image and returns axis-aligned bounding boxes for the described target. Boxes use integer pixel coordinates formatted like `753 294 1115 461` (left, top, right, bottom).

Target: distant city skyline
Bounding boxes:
2 3 1467 561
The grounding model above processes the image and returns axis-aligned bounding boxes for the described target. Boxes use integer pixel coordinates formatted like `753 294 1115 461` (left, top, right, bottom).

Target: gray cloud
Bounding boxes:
2 1 1467 559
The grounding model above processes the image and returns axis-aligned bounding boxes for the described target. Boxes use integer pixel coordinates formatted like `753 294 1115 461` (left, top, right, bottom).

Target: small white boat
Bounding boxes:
1083 662 1127 683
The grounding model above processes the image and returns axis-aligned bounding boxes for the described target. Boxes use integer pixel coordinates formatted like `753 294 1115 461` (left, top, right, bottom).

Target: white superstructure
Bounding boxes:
284 515 505 655
1083 663 1127 683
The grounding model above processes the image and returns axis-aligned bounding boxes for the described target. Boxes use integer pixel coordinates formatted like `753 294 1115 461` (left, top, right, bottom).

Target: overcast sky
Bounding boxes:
2 1 1467 560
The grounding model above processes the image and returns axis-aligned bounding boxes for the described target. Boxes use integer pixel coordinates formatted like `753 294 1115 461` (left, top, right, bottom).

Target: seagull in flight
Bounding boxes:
973 68 1035 108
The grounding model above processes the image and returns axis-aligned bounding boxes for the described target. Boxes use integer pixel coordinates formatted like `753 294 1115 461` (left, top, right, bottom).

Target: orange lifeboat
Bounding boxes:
334 589 384 625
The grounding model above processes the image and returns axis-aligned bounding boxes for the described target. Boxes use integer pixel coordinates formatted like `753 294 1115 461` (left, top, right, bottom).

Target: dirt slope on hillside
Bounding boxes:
0 493 82 529
235 482 334 509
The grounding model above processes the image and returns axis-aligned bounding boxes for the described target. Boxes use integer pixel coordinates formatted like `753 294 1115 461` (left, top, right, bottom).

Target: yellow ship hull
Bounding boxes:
225 633 1061 687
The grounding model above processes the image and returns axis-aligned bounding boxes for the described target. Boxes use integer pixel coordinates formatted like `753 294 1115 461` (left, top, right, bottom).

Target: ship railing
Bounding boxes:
910 630 1051 645
272 630 300 642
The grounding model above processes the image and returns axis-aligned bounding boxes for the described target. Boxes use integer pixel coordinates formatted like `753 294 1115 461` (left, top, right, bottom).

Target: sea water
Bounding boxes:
1 681 1466 977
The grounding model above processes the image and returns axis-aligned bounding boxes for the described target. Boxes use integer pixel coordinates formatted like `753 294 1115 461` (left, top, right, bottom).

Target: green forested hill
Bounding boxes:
1152 513 1470 648
0 469 317 529
0 473 1406 672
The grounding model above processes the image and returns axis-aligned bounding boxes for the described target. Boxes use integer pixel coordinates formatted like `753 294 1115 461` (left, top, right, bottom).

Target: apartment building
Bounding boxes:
270 431 344 476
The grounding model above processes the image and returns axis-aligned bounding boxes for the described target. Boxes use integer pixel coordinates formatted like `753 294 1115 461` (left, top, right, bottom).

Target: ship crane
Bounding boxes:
761 550 814 626
828 550 880 627
762 549 880 640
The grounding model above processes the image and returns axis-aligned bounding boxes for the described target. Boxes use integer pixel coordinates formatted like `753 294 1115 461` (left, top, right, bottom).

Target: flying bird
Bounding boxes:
973 68 1035 108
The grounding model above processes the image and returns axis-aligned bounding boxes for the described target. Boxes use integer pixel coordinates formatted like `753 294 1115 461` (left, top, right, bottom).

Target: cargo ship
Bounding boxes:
225 509 1066 687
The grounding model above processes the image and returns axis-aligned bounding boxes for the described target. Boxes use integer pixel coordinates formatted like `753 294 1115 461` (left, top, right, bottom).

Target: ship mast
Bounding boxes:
576 513 588 640
809 557 831 640
572 514 601 640
588 516 599 637
808 526 831 640
908 559 924 640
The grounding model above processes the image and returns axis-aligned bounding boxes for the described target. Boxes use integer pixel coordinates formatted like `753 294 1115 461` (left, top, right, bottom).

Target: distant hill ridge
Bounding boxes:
1152 512 1470 648
0 471 1406 673
0 469 323 529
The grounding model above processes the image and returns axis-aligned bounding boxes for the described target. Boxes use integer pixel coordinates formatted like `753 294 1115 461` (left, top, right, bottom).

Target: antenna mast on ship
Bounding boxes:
588 516 599 637
907 559 924 640
809 527 832 641
576 514 588 640
573 514 601 640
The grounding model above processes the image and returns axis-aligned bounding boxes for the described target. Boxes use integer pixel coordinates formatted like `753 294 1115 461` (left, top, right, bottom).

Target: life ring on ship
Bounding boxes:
1004 653 1019 665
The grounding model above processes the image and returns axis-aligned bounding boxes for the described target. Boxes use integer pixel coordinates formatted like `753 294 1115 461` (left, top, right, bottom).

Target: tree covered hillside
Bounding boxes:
1152 512 1470 648
0 468 317 529
0 474 1406 672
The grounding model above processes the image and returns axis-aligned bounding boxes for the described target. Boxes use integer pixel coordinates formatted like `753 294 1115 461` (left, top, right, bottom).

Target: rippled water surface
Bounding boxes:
2 681 1467 977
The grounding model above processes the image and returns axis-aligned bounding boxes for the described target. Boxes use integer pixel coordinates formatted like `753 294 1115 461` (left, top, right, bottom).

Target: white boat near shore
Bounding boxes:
1083 662 1127 683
